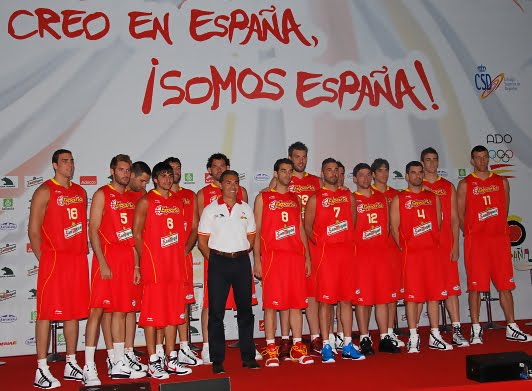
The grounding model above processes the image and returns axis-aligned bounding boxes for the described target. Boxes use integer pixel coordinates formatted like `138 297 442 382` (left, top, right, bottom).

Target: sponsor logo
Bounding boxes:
0 341 17 347
79 176 97 186
322 196 348 207
508 215 526 246
0 243 16 255
155 205 180 215
0 290 16 301
57 333 66 346
428 188 446 196
258 320 265 332
204 173 214 184
1 198 14 211
0 176 18 189
478 207 498 222
179 313 186 319
0 314 17 324
441 290 448 296
356 202 384 214
362 226 382 240
289 184 317 193
275 225 296 240
472 185 500 195
404 199 432 209
64 222 83 239
413 221 432 236
393 170 404 179
0 222 17 231
57 195 83 206
110 200 135 210
25 337 36 346
1 267 15 277
26 243 33 253
474 65 504 99
327 220 348 236
30 311 37 323
185 294 193 301
254 173 271 182
116 228 133 241
25 176 44 188
239 173 246 181
437 169 448 178
183 173 194 184
161 233 178 248
268 199 298 210
28 288 37 299
489 149 513 163
458 169 467 178
486 133 512 144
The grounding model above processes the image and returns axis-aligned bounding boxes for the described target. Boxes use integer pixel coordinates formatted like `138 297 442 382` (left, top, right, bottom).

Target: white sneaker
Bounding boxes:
63 361 83 381
452 326 470 347
111 359 146 379
255 348 263 361
201 347 211 365
389 332 405 348
178 345 203 366
428 331 453 351
82 363 101 386
106 356 113 377
470 327 483 345
125 351 148 372
506 324 532 342
148 354 169 379
34 367 61 389
167 351 192 376
407 335 420 354
329 336 338 355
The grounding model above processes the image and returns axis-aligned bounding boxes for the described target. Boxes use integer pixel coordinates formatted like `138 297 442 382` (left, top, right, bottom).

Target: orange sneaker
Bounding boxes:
264 343 280 367
290 342 314 364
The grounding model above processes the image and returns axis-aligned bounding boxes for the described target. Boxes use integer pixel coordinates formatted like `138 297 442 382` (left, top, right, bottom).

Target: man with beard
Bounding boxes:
390 161 452 353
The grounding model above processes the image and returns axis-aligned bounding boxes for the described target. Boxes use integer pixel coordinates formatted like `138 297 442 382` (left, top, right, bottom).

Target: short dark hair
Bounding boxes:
52 149 72 164
337 161 345 170
321 157 337 170
288 141 308 157
207 153 230 169
131 161 151 177
151 162 173 180
110 154 132 169
471 145 488 158
405 160 423 174
220 170 239 183
353 163 371 177
164 157 181 166
420 147 438 161
370 158 389 173
274 158 293 172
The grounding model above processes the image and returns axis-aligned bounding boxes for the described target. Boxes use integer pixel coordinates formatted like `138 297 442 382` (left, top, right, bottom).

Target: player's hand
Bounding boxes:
133 268 141 285
305 257 311 277
253 262 262 280
450 246 459 262
100 263 112 279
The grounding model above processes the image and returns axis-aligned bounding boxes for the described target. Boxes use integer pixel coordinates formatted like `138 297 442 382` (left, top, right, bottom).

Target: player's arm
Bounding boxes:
350 193 357 228
435 195 442 230
252 194 263 279
450 185 459 261
299 213 312 277
89 189 112 279
197 209 211 259
28 185 49 261
196 189 205 216
390 195 401 250
133 196 148 259
503 177 510 216
246 204 256 250
456 179 466 232
241 185 249 203
185 194 199 255
304 194 317 244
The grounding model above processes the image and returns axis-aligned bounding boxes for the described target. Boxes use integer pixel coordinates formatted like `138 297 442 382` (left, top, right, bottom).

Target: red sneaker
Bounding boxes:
279 339 291 361
310 336 322 355
264 343 280 367
290 342 314 364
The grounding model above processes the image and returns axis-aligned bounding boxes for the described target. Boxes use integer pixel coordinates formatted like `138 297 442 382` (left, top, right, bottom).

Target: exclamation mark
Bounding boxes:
414 60 439 110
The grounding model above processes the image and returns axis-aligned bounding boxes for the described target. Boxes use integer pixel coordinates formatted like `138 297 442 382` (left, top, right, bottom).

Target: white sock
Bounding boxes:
387 328 394 335
472 323 481 332
507 322 517 328
311 334 320 341
156 344 164 355
202 343 209 351
114 342 125 363
409 328 418 337
380 333 388 340
431 328 440 337
328 333 335 342
85 346 96 364
107 349 114 359
266 339 275 345
360 334 370 340
125 347 133 354
344 336 352 345
322 340 330 347
150 353 159 362
180 341 189 349
281 335 289 340
452 322 461 328
37 358 48 369
293 338 302 344
65 354 76 363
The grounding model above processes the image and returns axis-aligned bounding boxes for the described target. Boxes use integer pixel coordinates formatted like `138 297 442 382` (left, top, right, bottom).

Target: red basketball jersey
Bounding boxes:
313 188 355 244
141 190 185 284
398 189 439 251
98 185 136 247
201 184 243 208
354 191 389 249
424 177 453 244
260 190 305 254
464 173 508 236
174 187 195 240
371 184 399 205
40 179 88 254
129 189 145 204
289 173 320 219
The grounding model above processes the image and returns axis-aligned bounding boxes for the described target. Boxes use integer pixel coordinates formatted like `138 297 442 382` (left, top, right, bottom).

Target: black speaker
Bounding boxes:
80 382 151 390
159 378 230 391
466 351 530 382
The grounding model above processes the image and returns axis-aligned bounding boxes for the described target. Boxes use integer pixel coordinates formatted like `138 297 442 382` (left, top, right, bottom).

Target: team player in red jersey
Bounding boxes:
155 157 203 367
29 149 89 389
254 158 314 367
133 162 193 379
304 158 364 363
457 146 532 344
421 148 469 348
352 163 401 356
370 158 404 348
196 153 258 363
83 155 146 386
390 161 452 353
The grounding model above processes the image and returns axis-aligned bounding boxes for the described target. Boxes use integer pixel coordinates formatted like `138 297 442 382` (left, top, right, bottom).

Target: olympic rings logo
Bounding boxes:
489 149 513 163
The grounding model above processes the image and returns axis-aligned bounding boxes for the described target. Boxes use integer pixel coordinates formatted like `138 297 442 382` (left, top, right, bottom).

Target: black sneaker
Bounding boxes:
378 335 401 353
359 337 375 356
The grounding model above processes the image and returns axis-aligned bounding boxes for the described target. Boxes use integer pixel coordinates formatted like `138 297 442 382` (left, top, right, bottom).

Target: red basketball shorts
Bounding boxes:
314 242 355 304
402 248 447 303
138 281 186 328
